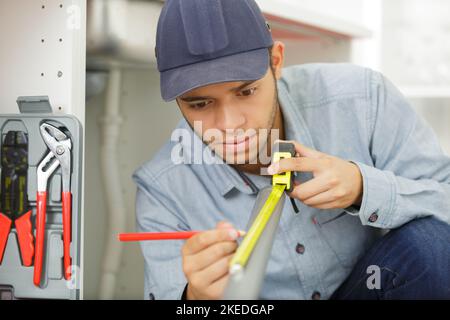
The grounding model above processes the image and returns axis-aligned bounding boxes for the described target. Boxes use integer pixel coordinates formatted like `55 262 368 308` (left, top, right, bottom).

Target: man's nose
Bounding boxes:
215 103 246 131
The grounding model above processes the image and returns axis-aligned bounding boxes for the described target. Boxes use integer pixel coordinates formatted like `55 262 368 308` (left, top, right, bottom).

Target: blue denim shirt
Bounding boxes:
132 63 450 300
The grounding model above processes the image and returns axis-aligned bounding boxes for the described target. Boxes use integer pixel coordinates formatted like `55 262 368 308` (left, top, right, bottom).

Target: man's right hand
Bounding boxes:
182 221 239 300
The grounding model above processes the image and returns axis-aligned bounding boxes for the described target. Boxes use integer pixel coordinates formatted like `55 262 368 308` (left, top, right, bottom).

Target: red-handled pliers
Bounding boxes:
34 123 72 287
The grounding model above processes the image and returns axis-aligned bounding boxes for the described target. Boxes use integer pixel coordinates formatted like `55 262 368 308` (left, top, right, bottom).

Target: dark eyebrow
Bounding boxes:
231 80 257 92
179 96 214 102
179 80 258 102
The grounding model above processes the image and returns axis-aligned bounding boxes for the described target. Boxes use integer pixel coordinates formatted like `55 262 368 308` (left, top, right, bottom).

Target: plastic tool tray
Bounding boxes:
0 102 82 299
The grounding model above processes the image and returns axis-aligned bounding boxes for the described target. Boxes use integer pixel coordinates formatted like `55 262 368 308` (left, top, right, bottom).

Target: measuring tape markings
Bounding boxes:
229 184 286 272
229 143 296 273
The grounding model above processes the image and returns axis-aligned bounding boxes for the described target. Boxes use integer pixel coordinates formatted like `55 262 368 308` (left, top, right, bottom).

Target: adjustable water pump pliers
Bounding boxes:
33 123 72 287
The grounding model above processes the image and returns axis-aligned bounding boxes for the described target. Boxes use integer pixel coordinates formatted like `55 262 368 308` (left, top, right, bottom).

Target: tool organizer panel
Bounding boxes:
0 112 82 300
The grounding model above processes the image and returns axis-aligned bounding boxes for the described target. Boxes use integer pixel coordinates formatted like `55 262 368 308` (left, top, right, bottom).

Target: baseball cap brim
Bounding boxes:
160 48 270 101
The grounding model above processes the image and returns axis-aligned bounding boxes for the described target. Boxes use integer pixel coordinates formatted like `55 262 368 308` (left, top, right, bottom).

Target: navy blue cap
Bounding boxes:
156 0 274 101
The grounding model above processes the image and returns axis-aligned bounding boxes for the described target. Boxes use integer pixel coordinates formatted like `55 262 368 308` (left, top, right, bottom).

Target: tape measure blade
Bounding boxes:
224 186 286 299
230 185 285 268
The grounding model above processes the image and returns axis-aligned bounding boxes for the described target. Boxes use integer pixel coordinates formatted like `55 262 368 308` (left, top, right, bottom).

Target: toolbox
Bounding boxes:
0 96 83 300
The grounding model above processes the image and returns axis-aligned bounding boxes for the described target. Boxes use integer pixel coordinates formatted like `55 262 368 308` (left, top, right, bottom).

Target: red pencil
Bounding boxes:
118 230 247 242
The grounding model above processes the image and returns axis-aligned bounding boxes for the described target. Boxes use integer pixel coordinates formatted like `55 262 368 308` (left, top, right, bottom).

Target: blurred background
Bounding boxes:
83 0 450 299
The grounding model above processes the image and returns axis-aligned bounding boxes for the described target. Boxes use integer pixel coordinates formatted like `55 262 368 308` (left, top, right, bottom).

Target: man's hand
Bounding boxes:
268 140 363 210
182 221 239 300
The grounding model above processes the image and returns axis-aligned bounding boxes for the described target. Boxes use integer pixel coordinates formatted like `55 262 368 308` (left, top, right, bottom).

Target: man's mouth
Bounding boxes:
222 132 257 153
224 135 249 145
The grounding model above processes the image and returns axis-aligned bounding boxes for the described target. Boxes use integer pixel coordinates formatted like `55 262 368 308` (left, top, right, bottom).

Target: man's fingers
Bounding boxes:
269 157 320 175
199 254 233 286
216 221 234 230
303 189 341 207
190 241 237 272
208 274 230 299
276 140 324 159
312 201 339 210
289 176 331 201
184 228 239 255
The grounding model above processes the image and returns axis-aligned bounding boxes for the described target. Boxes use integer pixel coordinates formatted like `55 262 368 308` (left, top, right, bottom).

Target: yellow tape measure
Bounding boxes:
229 142 296 273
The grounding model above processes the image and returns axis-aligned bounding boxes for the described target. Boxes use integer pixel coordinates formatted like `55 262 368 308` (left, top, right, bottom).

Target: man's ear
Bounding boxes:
270 41 285 80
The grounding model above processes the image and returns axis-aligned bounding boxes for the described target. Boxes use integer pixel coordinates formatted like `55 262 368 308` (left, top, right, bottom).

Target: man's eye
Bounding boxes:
238 87 257 97
189 101 211 109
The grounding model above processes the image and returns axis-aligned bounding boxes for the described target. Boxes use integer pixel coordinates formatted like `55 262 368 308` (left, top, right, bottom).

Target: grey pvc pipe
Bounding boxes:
223 186 286 299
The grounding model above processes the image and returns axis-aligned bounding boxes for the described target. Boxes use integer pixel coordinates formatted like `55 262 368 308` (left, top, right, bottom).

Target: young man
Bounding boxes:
133 0 450 300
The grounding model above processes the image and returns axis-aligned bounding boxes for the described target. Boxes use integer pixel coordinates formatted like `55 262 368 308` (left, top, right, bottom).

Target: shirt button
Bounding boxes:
149 293 155 300
295 243 305 254
311 291 321 300
369 213 378 223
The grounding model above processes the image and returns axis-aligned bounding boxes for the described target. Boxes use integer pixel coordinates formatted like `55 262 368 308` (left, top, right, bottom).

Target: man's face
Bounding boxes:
176 67 279 165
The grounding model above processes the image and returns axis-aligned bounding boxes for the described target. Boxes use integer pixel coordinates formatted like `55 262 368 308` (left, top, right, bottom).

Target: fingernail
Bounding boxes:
237 230 247 237
228 229 238 240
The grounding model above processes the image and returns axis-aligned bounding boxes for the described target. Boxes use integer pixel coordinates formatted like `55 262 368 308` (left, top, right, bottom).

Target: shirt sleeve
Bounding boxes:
133 168 189 300
347 70 450 229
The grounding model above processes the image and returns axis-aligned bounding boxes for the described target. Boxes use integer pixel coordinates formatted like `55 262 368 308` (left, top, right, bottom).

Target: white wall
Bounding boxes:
409 99 450 156
380 0 450 155
290 0 365 26
381 0 450 88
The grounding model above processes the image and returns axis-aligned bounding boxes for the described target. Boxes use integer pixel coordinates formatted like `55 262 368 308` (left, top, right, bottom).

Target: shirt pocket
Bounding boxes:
313 209 376 269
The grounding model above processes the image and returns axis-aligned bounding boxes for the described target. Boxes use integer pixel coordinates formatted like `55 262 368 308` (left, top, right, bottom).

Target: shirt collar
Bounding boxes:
277 78 316 151
176 74 316 197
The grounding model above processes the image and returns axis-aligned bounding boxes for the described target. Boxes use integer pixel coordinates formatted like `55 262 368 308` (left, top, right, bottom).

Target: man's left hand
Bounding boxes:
268 140 363 210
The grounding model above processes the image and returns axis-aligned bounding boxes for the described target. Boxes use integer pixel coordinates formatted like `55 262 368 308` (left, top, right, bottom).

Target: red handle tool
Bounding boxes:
0 213 13 264
0 130 34 267
34 123 73 287
0 212 34 266
14 211 34 266
34 191 71 285
62 191 72 280
33 191 47 286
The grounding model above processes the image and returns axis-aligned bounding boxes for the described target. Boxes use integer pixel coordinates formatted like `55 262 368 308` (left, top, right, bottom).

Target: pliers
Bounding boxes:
34 123 72 287
0 131 34 267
